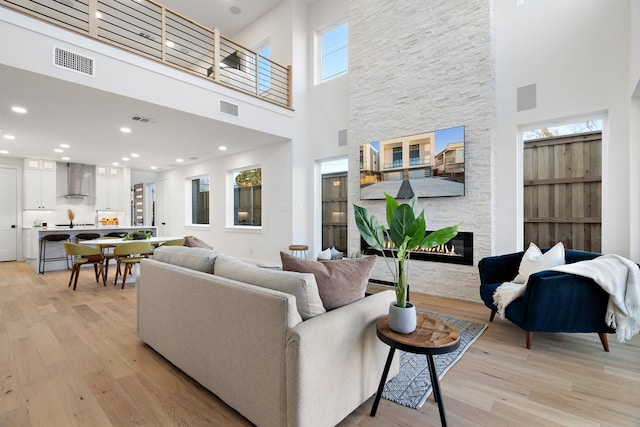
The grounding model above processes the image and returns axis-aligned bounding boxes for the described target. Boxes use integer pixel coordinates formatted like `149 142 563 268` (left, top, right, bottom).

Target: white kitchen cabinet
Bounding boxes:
96 166 124 210
22 227 38 260
23 159 56 210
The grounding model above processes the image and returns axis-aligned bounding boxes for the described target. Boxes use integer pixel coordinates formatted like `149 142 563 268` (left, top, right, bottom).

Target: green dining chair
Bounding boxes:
64 242 105 290
113 241 153 289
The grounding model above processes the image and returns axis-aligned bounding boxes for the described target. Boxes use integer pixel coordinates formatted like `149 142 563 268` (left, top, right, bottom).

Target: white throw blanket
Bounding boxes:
493 254 640 343
493 281 526 320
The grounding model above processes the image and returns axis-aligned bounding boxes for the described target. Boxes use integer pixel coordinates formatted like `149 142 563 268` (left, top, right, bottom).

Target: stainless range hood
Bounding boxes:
64 163 93 199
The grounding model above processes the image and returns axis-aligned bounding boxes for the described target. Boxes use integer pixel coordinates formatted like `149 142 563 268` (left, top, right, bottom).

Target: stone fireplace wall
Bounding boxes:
348 1 495 302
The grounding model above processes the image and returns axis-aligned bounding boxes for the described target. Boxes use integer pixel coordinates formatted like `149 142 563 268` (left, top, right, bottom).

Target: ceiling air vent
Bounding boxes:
53 47 95 77
219 100 239 117
131 115 155 124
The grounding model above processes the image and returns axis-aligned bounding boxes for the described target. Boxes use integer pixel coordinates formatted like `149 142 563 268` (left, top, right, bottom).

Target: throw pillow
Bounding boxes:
153 246 220 273
330 247 344 260
513 242 565 284
280 251 377 310
317 248 332 260
213 255 326 320
184 235 213 249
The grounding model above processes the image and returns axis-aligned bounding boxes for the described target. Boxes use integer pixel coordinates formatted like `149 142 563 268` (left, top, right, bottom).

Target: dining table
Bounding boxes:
78 236 183 283
78 236 184 247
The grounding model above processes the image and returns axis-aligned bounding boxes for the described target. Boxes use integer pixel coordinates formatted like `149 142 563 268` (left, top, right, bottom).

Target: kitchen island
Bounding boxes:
23 226 157 273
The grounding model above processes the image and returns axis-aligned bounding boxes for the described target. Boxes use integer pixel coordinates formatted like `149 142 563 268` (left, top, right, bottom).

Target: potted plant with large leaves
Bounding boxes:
354 193 460 333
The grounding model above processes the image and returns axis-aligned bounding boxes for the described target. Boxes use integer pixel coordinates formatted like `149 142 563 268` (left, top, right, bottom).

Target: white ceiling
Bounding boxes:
0 0 318 172
160 0 285 37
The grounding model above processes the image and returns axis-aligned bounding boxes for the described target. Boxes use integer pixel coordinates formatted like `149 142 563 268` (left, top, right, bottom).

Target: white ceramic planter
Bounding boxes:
388 302 417 334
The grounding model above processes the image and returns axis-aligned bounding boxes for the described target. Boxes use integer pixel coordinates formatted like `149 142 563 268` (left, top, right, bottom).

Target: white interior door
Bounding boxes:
155 178 168 236
0 168 18 261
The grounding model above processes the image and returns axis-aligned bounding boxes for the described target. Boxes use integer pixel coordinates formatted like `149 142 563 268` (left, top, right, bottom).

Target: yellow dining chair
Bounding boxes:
64 242 105 290
97 237 119 285
113 241 153 289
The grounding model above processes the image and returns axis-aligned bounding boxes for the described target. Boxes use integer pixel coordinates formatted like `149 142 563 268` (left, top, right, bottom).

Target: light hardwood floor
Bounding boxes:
1 261 638 426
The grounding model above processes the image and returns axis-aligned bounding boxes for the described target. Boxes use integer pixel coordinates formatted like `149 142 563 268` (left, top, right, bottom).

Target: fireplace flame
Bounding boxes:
382 240 457 256
416 244 456 256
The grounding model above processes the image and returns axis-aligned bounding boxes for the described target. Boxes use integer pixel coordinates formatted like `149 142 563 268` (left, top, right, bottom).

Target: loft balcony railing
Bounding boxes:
1 0 292 109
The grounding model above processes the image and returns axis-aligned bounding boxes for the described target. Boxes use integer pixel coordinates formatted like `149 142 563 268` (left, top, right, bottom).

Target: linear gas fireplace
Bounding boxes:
361 231 473 265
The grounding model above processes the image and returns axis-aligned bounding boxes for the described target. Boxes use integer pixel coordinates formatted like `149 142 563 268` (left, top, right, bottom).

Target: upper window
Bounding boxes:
319 21 348 82
257 41 271 93
232 167 262 227
188 175 209 225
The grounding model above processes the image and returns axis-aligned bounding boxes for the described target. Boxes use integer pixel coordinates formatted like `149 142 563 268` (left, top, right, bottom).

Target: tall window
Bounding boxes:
320 158 348 253
232 167 262 227
522 118 603 252
189 175 209 225
319 21 348 82
257 42 271 93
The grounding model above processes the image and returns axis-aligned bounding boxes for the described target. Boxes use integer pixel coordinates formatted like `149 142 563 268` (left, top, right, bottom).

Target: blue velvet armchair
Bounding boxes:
478 248 615 351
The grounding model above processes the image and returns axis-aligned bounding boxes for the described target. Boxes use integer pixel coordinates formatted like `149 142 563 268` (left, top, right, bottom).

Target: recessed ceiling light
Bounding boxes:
165 40 175 48
0 150 9 154
3 135 15 140
219 146 227 151
61 156 70 161
11 106 27 114
131 153 139 157
150 166 157 170
176 158 183 163
54 148 64 153
230 6 241 14
60 143 70 148
112 162 119 166
95 12 102 19
120 127 131 133
122 157 130 161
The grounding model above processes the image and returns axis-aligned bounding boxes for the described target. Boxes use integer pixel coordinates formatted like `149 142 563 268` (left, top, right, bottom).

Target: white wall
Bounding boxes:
233 0 351 257
156 140 292 262
495 0 633 257
629 1 640 260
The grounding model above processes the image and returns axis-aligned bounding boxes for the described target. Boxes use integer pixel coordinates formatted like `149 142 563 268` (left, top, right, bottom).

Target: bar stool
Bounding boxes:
288 244 309 259
39 233 71 274
105 232 126 238
75 232 101 243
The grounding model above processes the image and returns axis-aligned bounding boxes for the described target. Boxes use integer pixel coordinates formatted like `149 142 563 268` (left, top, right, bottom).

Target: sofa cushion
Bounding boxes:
280 252 377 310
513 242 565 284
153 246 219 273
213 255 326 320
184 235 214 249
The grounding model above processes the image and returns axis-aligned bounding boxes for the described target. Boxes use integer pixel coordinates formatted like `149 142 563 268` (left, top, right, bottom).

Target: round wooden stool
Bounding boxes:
288 244 309 259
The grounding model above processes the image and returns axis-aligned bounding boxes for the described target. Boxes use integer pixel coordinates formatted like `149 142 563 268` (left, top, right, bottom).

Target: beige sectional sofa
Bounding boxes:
136 246 399 427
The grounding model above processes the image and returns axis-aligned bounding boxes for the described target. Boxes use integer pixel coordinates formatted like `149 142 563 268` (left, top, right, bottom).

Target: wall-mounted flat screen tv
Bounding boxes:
359 125 465 200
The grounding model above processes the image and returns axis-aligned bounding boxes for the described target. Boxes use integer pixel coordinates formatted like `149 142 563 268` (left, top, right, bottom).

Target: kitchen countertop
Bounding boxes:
25 225 157 232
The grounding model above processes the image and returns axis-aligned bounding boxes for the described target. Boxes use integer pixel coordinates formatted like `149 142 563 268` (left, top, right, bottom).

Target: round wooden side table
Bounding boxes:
288 244 309 259
371 313 461 427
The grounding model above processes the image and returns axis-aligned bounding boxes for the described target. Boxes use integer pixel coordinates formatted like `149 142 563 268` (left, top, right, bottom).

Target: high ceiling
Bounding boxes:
160 0 285 37
0 0 317 171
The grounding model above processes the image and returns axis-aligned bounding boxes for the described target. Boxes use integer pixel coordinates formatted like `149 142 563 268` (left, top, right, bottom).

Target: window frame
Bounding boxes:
227 166 263 230
185 174 210 227
316 20 348 84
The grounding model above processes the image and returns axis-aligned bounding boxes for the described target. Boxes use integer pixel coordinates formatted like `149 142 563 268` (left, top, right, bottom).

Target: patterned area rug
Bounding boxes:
381 311 487 409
